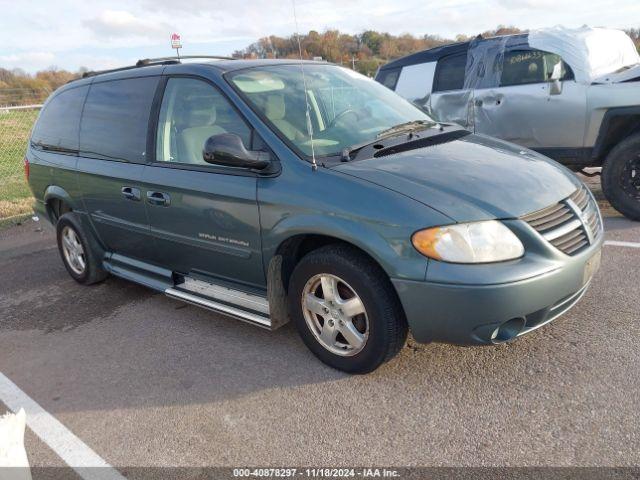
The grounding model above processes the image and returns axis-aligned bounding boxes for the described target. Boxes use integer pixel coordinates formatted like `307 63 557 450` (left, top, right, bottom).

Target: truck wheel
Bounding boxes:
288 244 408 374
602 133 640 221
56 213 108 285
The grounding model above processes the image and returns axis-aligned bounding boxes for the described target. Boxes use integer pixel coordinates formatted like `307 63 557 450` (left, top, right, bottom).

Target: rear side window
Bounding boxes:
31 86 88 152
433 53 468 92
80 77 159 162
376 68 401 90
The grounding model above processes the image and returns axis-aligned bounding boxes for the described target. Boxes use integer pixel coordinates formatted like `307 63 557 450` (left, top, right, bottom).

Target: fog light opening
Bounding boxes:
490 317 526 344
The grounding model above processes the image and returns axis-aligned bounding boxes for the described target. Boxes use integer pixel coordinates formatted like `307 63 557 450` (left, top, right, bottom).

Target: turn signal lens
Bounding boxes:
24 156 30 181
412 221 524 264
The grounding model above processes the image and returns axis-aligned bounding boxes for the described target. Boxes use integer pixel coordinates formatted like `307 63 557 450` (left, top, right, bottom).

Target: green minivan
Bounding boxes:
27 57 603 373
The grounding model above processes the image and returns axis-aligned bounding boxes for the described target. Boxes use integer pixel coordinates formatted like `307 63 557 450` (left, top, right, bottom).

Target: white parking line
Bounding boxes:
0 372 125 480
604 240 640 249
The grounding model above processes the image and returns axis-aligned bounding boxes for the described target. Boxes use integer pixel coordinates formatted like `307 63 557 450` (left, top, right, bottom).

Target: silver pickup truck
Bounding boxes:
376 26 640 220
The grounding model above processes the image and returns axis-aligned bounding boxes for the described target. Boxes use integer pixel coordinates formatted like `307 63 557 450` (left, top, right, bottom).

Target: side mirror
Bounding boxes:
548 62 563 95
549 78 563 95
203 133 270 170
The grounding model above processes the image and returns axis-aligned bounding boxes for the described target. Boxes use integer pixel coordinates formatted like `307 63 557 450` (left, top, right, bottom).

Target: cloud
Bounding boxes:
0 0 638 73
495 0 557 7
84 9 172 40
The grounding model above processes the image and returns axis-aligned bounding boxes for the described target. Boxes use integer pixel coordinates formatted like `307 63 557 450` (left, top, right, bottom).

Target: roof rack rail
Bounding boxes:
81 60 179 78
81 55 235 79
135 55 236 66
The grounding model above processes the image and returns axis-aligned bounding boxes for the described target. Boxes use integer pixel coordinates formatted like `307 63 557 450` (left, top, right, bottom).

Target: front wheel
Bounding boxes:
601 133 640 221
288 244 407 374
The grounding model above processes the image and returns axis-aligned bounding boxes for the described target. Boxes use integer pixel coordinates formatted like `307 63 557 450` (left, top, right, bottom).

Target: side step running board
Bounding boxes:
165 287 272 329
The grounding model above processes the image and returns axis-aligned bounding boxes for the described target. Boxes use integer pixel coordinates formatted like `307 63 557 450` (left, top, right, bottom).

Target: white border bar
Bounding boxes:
604 240 640 249
0 372 125 480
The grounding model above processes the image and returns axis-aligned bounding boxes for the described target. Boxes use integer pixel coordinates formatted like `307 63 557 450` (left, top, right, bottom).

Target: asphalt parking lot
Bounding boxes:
1 176 639 477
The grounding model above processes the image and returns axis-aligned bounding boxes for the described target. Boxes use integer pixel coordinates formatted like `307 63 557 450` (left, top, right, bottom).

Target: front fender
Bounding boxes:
263 213 429 281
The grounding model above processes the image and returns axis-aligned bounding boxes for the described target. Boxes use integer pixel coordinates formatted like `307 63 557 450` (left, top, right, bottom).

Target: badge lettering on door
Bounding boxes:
198 233 249 248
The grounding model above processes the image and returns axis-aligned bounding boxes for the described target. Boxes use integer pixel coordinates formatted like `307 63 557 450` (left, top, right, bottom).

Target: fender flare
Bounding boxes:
592 106 640 162
43 185 77 212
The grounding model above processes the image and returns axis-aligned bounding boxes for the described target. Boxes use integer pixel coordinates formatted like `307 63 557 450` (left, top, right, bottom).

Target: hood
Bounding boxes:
593 64 640 84
333 134 581 222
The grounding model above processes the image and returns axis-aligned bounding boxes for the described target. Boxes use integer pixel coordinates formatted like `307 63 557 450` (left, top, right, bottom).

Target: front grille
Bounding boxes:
522 185 602 256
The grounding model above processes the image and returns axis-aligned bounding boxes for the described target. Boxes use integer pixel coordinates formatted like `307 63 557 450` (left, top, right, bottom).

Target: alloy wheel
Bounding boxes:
61 226 86 275
621 154 640 199
301 273 369 357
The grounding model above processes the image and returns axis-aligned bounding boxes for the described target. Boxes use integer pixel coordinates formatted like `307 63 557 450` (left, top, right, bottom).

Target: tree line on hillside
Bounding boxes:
0 67 85 105
1 27 640 105
231 26 524 76
232 27 640 76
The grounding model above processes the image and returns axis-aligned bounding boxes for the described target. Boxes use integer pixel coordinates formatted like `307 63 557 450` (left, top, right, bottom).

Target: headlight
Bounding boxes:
412 220 524 263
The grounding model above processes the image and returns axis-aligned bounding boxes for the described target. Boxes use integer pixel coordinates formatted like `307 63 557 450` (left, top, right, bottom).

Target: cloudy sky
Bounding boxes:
1 0 638 72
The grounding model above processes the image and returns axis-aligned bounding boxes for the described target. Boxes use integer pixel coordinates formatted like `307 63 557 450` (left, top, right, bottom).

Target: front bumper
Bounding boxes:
392 238 603 345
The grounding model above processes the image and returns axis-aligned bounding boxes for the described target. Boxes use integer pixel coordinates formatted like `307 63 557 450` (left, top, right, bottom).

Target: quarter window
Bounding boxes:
156 77 251 165
32 86 88 152
80 77 159 163
500 50 572 87
433 53 468 92
376 68 401 90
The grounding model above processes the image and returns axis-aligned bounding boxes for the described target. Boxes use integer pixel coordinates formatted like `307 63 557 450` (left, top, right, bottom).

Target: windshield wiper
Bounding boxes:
340 122 448 162
376 120 436 139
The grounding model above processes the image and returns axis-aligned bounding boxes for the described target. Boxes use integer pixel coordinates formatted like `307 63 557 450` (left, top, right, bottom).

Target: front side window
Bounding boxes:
433 53 468 92
32 86 88 152
228 64 433 158
80 77 159 163
500 50 572 87
156 77 251 165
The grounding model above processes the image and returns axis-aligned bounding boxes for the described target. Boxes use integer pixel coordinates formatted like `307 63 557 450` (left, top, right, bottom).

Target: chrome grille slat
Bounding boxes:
522 185 602 256
543 219 582 241
570 187 589 210
553 232 587 252
529 208 574 231
551 229 584 249
522 202 566 222
564 239 589 255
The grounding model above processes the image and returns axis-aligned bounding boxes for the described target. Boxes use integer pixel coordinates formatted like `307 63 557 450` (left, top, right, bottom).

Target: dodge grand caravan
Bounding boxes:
27 57 603 373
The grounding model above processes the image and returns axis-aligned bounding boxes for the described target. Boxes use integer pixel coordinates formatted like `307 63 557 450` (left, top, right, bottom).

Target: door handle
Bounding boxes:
121 186 141 201
474 99 483 107
146 191 170 207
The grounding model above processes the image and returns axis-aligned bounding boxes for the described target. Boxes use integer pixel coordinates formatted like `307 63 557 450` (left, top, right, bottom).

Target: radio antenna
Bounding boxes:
292 0 317 171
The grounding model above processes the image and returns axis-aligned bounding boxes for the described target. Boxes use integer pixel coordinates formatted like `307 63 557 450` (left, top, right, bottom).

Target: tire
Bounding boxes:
56 213 108 285
601 133 640 221
288 244 408 374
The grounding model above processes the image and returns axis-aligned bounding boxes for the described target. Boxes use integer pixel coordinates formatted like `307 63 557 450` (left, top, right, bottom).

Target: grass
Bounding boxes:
0 108 38 219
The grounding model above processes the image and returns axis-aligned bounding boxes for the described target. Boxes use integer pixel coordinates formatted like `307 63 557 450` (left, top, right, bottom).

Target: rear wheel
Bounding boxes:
56 213 108 285
602 133 640 221
288 244 407 374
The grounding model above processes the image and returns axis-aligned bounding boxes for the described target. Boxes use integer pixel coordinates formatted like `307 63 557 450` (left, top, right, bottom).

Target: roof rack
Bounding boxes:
136 55 236 66
82 55 236 79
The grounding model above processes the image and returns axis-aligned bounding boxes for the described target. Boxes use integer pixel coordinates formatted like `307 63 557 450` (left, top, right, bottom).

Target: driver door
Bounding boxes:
472 49 588 149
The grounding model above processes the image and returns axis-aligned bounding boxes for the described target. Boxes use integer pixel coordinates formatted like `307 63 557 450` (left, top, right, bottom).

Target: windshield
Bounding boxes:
228 64 434 158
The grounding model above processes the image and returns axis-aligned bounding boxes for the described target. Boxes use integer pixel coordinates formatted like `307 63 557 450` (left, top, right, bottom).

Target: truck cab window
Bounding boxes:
433 53 468 92
500 50 573 87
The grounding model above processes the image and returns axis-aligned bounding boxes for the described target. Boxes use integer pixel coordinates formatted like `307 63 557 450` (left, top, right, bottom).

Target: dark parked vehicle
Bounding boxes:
27 57 602 373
